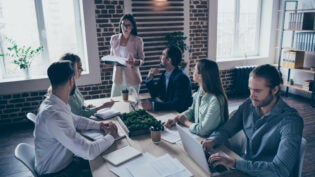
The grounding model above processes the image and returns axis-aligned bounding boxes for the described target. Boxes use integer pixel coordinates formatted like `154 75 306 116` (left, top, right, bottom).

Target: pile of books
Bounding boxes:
303 80 314 91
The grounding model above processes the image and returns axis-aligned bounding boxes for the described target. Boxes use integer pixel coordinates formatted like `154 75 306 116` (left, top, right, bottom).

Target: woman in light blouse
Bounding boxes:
110 14 144 97
164 59 229 137
60 53 114 117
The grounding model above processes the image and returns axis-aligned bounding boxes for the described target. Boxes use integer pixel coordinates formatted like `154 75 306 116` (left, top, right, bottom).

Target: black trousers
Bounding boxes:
40 157 92 177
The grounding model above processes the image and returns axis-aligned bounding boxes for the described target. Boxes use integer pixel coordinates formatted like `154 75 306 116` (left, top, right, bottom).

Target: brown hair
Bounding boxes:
197 59 229 123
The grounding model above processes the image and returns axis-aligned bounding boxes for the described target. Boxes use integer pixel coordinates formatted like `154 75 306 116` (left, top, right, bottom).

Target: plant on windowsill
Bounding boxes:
0 36 43 78
165 31 189 69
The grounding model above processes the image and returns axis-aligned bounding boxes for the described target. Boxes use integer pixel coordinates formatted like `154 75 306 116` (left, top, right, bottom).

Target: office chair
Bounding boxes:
26 112 36 124
14 143 38 177
297 137 307 177
26 112 36 136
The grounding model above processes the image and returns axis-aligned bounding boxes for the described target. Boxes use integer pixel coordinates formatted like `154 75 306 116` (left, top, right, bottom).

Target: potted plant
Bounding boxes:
0 36 43 78
150 120 164 143
165 31 189 69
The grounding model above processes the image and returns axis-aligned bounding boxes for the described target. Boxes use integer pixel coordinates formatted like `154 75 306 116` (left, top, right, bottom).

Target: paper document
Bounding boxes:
126 154 192 177
81 129 125 141
110 153 155 177
101 55 127 66
103 146 142 166
161 128 181 143
94 108 120 120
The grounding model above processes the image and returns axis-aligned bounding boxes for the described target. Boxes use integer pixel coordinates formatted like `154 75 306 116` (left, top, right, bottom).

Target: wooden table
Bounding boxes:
86 95 249 177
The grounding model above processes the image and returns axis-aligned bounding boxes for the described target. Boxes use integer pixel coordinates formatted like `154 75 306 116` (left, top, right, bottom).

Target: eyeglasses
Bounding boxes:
121 23 133 29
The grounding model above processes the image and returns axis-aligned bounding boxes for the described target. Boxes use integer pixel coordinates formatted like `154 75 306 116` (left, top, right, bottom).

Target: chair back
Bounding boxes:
297 137 307 177
14 143 38 177
26 112 36 123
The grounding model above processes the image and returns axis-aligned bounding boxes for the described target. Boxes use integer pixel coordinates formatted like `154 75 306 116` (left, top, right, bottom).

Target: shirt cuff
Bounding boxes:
103 134 115 143
151 101 155 112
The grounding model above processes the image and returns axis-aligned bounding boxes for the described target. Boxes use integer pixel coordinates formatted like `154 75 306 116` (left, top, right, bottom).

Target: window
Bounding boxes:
0 0 87 80
216 0 261 60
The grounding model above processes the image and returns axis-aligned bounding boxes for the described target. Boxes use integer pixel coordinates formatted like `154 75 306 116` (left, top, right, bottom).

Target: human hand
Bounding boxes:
126 57 140 66
100 122 118 138
141 99 152 111
147 68 159 78
201 139 215 152
176 114 188 124
163 118 177 128
209 152 235 169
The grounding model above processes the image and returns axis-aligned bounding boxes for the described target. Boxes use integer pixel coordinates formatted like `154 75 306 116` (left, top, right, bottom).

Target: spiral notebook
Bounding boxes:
102 146 142 166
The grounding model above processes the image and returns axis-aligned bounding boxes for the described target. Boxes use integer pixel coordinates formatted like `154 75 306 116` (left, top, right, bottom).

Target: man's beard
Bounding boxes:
70 84 76 96
252 90 274 108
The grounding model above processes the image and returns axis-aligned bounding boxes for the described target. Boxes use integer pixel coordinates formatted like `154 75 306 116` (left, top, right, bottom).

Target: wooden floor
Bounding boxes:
0 95 314 177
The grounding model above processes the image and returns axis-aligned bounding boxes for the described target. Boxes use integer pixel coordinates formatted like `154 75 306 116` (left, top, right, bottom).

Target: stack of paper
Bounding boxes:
110 153 192 177
101 55 127 66
94 108 120 120
161 128 181 144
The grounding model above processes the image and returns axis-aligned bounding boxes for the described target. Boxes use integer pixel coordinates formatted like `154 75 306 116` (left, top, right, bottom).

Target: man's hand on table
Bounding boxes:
100 122 118 139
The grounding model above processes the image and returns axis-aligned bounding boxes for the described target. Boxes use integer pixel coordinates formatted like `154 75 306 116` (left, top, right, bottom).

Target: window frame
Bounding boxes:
208 0 280 70
0 0 101 95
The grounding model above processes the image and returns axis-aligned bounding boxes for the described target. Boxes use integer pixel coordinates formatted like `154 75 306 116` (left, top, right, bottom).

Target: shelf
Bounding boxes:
283 9 315 12
281 47 315 53
283 82 312 94
281 67 315 74
283 29 315 32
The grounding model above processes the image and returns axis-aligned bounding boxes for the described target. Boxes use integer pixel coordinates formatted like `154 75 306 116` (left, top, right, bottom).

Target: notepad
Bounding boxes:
94 108 120 120
101 55 127 66
102 146 142 166
81 129 126 141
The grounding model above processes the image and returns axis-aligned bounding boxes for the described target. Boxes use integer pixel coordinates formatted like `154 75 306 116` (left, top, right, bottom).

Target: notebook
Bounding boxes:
176 124 228 175
102 145 142 166
94 108 120 120
81 129 126 141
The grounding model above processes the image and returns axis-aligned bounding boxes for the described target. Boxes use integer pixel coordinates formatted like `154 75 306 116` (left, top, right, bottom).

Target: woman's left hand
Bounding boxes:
126 57 140 66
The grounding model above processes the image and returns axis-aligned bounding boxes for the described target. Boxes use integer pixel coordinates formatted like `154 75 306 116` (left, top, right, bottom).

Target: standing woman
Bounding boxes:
164 59 229 137
110 14 145 97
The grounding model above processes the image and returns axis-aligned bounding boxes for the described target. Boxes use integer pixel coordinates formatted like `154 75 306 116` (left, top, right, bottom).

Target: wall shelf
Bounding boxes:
277 0 315 106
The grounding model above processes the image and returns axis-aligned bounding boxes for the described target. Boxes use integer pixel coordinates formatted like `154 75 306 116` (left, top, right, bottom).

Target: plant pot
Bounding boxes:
23 68 30 79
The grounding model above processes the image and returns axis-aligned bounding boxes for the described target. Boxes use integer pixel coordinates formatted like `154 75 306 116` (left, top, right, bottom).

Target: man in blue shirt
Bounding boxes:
141 45 192 113
202 64 304 177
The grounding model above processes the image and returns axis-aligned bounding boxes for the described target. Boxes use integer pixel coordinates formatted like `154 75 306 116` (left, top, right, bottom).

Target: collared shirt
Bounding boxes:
164 69 174 90
211 98 304 177
34 94 115 175
183 87 226 137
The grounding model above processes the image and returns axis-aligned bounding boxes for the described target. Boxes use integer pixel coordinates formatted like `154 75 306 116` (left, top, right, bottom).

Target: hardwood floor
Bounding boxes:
0 95 314 177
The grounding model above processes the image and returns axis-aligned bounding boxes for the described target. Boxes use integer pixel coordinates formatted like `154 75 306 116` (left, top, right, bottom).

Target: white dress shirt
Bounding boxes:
34 94 115 175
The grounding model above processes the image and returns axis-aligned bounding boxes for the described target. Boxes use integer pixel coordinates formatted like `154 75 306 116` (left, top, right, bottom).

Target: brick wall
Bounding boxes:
0 0 235 127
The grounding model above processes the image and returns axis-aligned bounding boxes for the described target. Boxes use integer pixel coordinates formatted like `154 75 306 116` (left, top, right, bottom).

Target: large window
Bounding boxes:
0 0 87 80
216 0 261 60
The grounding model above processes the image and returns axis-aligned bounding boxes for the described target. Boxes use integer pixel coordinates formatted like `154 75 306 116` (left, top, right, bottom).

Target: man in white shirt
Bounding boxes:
34 61 118 177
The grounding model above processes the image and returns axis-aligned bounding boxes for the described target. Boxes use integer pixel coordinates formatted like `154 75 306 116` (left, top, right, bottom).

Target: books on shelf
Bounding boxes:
303 80 314 91
281 50 305 68
294 32 315 51
287 12 315 30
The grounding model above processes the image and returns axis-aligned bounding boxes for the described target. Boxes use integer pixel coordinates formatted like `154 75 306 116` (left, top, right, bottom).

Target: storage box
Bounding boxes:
281 50 305 69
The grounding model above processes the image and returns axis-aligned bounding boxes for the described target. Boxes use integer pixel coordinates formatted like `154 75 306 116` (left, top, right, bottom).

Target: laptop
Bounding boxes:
176 124 227 175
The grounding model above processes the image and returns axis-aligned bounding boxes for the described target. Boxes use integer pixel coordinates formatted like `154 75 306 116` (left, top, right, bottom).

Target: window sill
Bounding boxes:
0 72 101 95
216 56 274 70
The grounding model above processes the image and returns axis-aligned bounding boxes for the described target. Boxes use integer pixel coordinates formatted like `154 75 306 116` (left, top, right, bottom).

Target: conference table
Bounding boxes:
85 94 249 177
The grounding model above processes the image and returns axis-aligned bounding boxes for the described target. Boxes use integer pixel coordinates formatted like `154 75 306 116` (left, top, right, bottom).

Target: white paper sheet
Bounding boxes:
101 55 127 66
94 108 120 120
110 153 155 177
161 128 181 144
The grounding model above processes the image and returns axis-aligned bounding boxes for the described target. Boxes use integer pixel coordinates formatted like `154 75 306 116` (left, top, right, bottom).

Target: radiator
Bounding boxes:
233 65 257 95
